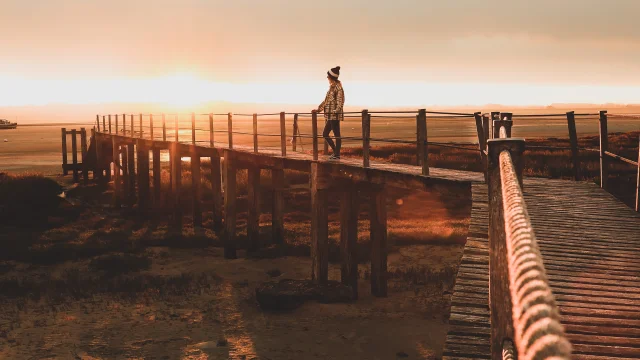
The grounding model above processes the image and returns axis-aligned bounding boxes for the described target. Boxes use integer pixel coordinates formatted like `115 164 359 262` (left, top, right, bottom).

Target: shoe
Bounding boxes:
329 154 340 160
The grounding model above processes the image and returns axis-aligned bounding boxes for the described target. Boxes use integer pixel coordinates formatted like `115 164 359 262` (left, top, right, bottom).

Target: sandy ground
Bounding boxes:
0 242 461 360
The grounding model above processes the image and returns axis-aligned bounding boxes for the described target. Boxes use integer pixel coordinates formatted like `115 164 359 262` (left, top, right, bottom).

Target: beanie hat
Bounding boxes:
327 66 340 80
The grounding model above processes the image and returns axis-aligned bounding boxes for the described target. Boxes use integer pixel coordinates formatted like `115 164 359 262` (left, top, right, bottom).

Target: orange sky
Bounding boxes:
1 0 640 110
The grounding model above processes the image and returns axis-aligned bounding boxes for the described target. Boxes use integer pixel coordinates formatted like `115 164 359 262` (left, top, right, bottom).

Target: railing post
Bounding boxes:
61 128 68 175
174 115 179 142
223 149 237 259
112 137 120 208
599 110 609 189
115 114 119 135
150 114 154 140
490 111 500 139
483 114 490 143
162 114 167 141
292 114 299 151
227 112 233 149
636 136 640 212
170 142 181 226
209 113 214 147
280 112 287 156
362 109 370 167
80 128 88 184
566 111 580 181
312 110 319 161
253 113 258 153
191 112 196 145
102 116 106 133
501 112 513 137
108 115 112 133
96 115 100 132
71 129 79 183
139 114 143 138
417 109 428 175
191 146 202 227
122 113 127 135
474 112 488 182
487 137 525 359
91 128 100 180
130 114 134 137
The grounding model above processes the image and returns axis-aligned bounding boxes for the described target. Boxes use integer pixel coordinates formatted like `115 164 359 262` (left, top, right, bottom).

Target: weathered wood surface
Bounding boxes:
444 179 640 359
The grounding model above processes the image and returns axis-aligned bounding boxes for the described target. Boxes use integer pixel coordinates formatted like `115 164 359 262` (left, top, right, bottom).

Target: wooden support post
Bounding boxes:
292 114 298 151
71 129 79 183
501 113 513 137
61 128 68 175
103 136 111 182
102 116 106 133
139 114 143 138
209 113 214 147
599 110 609 189
130 114 134 137
280 112 287 156
253 113 258 153
636 136 640 212
191 113 196 145
369 186 388 297
108 115 112 133
566 111 580 181
128 143 135 200
150 114 154 140
475 112 488 182
170 142 182 225
311 163 329 284
417 109 428 175
80 128 88 184
116 114 119 135
209 156 223 230
227 113 233 149
174 115 179 142
416 114 421 166
191 146 202 227
121 145 130 203
340 187 359 299
362 109 370 167
122 114 127 136
223 150 237 258
92 128 100 180
153 148 161 204
112 137 121 208
247 166 261 253
490 112 500 139
272 168 285 245
137 140 150 212
486 138 525 359
96 115 101 132
162 114 167 141
483 115 490 143
312 110 319 161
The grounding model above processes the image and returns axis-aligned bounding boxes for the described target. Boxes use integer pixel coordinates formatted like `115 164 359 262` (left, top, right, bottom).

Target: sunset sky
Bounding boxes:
2 0 640 110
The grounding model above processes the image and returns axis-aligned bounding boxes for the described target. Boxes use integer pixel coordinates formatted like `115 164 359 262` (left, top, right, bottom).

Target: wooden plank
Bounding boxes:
61 128 68 175
247 166 260 253
369 186 387 297
271 168 285 245
311 162 329 284
223 150 237 259
340 187 359 299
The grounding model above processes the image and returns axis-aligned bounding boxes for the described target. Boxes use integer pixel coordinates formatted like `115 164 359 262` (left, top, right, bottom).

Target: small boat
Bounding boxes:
0 119 17 129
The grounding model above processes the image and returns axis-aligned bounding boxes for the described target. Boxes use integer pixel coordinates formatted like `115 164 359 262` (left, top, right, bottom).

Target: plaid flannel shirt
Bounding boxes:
318 81 345 121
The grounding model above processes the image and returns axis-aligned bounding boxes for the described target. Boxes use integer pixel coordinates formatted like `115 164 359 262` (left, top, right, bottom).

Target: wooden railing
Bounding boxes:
60 127 88 184
485 118 572 359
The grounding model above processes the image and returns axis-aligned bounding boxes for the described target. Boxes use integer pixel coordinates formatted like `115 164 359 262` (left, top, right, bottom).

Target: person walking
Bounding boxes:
317 66 345 160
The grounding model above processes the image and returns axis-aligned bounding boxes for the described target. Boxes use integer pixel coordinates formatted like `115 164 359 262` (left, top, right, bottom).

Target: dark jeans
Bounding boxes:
322 119 341 156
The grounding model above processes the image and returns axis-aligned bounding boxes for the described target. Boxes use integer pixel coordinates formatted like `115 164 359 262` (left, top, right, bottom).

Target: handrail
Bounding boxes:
488 125 572 359
604 150 639 166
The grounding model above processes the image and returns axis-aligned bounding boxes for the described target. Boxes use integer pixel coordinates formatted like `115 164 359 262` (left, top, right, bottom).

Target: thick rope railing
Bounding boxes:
499 149 572 360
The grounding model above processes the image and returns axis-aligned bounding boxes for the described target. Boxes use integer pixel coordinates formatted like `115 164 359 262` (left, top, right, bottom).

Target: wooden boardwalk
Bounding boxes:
443 179 640 359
